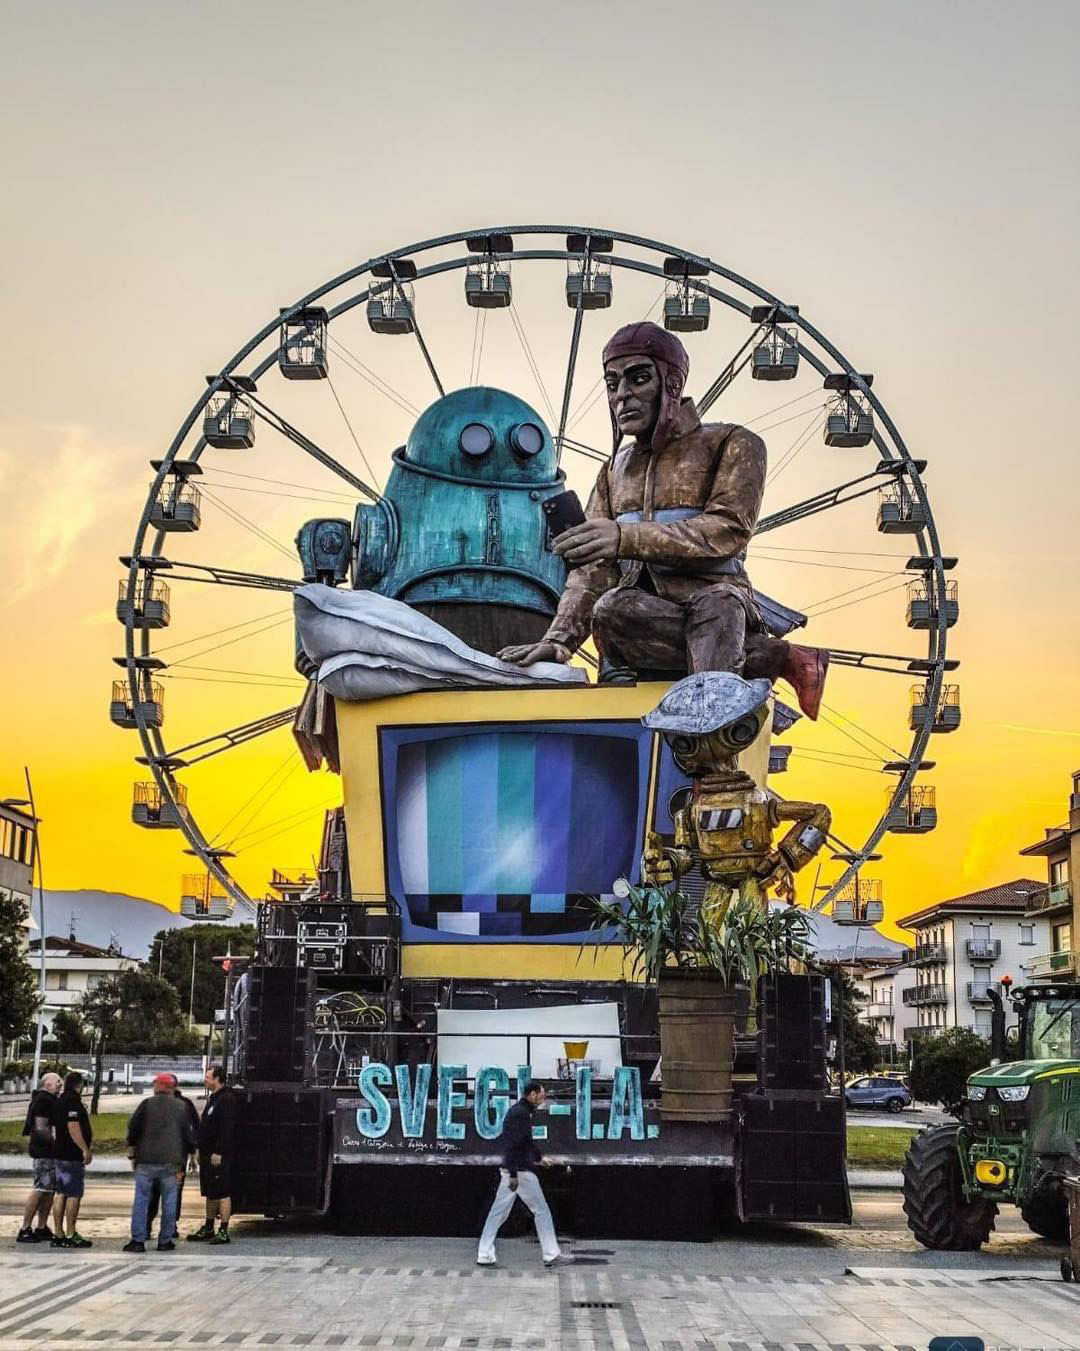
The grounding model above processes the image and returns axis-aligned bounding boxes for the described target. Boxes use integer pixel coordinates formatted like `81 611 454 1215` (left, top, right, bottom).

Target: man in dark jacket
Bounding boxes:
146 1086 200 1236
123 1072 197 1253
16 1071 61 1243
476 1082 567 1268
187 1064 238 1245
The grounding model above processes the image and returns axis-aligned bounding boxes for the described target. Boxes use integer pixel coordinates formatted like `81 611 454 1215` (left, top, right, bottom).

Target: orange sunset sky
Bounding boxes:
2 3 1078 941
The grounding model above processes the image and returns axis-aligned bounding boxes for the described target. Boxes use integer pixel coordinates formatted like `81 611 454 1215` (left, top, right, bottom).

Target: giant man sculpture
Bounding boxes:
499 323 830 719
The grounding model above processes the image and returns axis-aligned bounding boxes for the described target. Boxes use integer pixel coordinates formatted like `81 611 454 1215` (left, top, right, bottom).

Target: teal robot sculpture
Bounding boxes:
296 387 568 653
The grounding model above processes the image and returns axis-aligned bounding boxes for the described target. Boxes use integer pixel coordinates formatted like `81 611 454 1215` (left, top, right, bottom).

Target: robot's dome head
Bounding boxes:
401 387 559 486
643 671 771 760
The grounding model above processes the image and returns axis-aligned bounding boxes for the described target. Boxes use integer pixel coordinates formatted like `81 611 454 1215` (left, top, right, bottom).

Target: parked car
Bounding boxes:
845 1075 913 1113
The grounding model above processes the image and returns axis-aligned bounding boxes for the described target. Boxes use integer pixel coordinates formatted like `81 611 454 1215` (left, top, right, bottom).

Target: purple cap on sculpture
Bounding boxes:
601 321 690 454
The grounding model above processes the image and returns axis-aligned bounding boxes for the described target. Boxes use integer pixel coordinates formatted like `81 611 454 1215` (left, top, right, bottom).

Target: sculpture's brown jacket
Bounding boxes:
545 398 766 652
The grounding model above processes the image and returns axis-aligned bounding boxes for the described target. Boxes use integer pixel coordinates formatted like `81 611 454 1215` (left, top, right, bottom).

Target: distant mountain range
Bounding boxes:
38 890 250 960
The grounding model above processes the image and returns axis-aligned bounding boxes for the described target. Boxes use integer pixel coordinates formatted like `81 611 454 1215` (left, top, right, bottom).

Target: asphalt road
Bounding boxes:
1 1175 1055 1274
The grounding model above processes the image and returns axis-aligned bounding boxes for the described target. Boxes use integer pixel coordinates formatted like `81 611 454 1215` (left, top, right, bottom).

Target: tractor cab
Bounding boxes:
1015 984 1080 1062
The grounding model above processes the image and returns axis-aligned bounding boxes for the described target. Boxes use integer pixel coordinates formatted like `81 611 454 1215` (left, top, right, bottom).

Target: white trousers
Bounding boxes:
477 1168 561 1263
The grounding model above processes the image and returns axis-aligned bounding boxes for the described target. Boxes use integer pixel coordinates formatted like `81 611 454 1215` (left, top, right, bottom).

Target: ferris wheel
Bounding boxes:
114 225 959 921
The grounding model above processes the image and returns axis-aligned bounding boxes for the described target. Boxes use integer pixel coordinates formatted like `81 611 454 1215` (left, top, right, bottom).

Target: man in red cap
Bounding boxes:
498 321 828 718
123 1072 196 1253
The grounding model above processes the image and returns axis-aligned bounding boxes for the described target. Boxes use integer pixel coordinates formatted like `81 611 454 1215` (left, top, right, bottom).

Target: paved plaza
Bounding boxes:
3 1184 1079 1351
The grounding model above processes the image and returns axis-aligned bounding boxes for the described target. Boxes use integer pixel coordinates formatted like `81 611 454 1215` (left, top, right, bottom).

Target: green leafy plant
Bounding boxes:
908 1027 991 1116
590 884 809 987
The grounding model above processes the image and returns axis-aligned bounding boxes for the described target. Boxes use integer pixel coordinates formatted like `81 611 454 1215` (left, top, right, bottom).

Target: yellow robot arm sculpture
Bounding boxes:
754 797 832 895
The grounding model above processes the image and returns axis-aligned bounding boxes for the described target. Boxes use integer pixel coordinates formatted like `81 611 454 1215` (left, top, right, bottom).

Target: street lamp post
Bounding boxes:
3 771 45 1090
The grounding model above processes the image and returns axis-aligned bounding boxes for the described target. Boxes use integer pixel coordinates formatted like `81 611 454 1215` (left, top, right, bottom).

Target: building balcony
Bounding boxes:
905 1025 945 1041
914 942 947 963
1025 881 1073 917
967 981 999 1004
903 984 948 1006
965 938 1001 960
865 1001 895 1018
1026 949 1078 980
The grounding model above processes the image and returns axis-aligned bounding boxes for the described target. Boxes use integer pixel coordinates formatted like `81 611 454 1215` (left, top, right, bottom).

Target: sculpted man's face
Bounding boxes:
604 355 661 443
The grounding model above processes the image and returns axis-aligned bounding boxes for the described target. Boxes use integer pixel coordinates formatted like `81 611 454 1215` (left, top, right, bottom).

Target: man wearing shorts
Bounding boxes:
51 1072 93 1248
187 1064 237 1245
16 1071 61 1243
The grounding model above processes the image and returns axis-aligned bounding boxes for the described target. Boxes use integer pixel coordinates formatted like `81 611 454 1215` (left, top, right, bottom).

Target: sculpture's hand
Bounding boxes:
552 519 621 565
497 640 571 667
642 831 676 887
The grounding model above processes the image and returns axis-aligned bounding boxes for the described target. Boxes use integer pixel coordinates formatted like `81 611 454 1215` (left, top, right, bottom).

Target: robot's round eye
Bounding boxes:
728 716 759 748
672 736 698 757
459 423 494 457
510 422 545 457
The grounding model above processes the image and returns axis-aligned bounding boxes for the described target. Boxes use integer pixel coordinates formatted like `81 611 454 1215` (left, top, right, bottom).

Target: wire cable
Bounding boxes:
153 608 292 655
211 745 298 846
199 485 297 562
166 614 295 669
802 575 910 617
765 409 825 486
328 336 420 417
205 466 356 498
326 375 382 491
508 302 557 426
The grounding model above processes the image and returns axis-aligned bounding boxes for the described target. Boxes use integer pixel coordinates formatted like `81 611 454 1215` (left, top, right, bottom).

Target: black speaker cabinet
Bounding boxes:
758 973 828 1092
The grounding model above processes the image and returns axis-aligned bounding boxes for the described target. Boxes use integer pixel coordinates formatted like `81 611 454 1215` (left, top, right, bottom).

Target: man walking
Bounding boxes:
16 1071 61 1244
50 1072 93 1248
477 1081 568 1268
187 1065 237 1245
123 1072 197 1254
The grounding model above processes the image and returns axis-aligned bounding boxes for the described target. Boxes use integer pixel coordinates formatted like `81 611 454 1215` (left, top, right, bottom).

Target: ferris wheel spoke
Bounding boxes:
385 261 444 398
756 461 922 535
696 311 777 414
135 707 297 770
824 648 959 676
225 379 381 501
122 556 298 593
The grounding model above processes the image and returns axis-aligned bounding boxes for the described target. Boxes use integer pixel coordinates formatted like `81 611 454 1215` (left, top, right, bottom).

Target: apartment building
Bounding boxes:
27 935 140 1036
897 879 1049 1042
0 799 36 950
1019 769 1079 981
860 962 918 1055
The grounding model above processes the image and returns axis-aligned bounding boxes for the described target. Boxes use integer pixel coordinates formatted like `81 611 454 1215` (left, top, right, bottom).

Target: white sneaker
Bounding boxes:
476 1256 497 1266
544 1253 574 1268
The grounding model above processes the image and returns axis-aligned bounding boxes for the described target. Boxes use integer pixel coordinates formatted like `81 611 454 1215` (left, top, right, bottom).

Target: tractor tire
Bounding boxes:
1021 1190 1069 1240
902 1125 998 1251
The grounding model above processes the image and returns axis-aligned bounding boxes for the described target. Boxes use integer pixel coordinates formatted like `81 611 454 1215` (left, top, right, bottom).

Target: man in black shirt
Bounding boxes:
187 1064 238 1245
476 1081 568 1268
16 1071 61 1243
51 1072 93 1248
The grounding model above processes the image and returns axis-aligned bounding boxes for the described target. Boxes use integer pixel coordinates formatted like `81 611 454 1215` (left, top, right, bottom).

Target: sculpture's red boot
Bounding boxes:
782 644 829 721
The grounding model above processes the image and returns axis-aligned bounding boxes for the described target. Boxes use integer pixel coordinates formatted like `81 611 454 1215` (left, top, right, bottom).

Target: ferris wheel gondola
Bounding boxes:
115 226 960 922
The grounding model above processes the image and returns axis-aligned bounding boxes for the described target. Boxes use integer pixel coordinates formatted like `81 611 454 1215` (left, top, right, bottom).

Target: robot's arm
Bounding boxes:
772 799 831 874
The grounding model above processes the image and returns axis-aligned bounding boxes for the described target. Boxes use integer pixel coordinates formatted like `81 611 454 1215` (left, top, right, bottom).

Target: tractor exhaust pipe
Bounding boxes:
987 988 1006 1063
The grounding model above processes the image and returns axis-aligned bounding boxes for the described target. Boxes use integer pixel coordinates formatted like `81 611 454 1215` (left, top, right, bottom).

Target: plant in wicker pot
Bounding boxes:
592 886 809 1122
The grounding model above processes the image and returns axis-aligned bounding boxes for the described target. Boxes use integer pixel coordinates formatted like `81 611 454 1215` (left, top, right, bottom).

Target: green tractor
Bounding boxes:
903 983 1080 1249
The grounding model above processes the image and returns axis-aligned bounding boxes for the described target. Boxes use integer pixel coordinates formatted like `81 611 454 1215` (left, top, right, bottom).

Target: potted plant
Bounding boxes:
591 886 809 1122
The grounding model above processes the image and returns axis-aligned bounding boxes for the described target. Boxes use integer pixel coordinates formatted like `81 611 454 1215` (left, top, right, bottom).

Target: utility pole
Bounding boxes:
189 938 197 1028
23 769 45 1091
